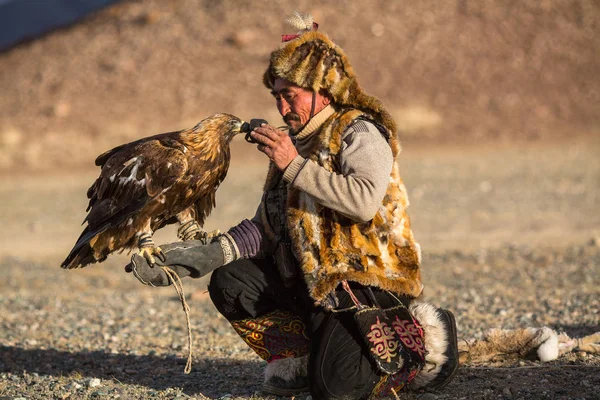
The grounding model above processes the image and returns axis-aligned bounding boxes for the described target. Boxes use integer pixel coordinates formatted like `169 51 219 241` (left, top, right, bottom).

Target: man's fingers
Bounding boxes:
254 125 285 141
257 144 273 157
251 131 276 147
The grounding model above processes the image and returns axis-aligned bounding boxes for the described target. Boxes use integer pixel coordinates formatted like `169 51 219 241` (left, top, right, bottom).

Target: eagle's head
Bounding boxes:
212 113 245 142
190 113 246 145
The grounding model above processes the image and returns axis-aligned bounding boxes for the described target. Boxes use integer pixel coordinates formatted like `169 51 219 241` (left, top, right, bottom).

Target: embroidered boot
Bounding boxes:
409 302 459 390
261 356 309 396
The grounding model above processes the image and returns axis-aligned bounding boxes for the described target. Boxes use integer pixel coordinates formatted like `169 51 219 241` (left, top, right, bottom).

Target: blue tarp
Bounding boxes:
0 0 121 52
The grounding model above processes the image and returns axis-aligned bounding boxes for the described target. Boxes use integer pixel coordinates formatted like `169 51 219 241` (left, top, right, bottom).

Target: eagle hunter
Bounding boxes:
62 113 246 269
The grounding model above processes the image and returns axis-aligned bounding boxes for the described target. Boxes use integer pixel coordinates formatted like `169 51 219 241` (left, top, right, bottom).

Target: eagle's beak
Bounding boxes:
232 120 246 134
239 121 251 134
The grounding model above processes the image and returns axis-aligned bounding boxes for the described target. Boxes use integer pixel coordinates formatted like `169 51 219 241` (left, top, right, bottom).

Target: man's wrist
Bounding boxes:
219 232 239 264
283 155 308 184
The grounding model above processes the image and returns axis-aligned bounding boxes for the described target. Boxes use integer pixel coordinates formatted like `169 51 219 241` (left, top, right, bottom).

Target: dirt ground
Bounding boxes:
1 0 599 399
1 136 599 399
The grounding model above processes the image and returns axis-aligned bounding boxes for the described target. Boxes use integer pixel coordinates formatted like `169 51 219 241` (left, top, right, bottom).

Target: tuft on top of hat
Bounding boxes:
282 11 318 42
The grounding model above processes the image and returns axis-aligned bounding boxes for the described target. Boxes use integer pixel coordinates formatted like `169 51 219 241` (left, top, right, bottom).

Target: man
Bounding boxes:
127 15 458 398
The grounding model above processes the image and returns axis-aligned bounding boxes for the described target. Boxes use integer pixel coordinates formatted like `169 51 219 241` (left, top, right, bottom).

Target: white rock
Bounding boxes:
88 377 101 388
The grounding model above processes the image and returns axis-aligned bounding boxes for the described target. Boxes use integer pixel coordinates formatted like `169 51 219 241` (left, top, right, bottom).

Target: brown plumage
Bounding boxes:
62 113 245 269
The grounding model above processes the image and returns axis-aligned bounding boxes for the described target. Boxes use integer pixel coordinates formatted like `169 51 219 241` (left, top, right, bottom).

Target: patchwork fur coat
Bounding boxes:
262 107 423 308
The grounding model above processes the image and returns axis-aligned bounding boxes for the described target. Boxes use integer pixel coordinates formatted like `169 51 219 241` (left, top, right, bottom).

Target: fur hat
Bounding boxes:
263 12 397 134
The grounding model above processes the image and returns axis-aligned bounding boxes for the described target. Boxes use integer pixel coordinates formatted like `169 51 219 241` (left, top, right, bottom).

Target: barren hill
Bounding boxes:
0 0 598 171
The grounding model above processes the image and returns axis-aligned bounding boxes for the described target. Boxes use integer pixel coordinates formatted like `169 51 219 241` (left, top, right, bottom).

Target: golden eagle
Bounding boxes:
61 113 246 269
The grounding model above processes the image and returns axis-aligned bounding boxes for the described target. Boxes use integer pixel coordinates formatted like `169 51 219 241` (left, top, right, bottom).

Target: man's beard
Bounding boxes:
283 112 301 134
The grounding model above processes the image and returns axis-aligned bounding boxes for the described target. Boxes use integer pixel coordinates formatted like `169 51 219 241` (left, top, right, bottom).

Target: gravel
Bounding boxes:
0 240 598 399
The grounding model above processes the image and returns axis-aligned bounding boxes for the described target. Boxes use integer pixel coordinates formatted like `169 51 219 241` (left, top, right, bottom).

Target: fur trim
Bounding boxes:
458 327 561 364
408 302 448 389
536 327 559 362
264 356 308 382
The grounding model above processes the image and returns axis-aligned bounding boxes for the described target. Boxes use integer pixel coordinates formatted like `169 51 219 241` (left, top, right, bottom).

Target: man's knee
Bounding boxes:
208 261 249 319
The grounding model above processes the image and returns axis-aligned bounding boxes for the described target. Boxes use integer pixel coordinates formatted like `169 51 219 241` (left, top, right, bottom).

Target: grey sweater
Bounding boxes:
229 105 394 259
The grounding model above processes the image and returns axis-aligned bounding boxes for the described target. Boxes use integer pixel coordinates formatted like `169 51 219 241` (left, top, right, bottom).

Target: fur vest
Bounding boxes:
264 108 423 308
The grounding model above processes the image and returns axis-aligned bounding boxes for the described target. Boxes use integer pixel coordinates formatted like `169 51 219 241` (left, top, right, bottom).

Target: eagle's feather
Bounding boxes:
62 113 244 269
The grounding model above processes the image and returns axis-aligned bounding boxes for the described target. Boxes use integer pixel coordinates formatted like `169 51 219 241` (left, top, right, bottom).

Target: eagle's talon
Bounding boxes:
138 246 163 267
156 249 167 263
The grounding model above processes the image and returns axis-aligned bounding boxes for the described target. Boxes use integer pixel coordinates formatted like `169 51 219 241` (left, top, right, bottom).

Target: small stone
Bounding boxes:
67 382 82 390
87 378 101 388
502 387 512 397
419 394 438 400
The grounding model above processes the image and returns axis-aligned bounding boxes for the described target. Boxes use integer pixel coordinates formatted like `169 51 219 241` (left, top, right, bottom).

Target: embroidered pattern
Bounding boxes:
372 368 420 396
392 316 426 358
230 310 309 362
219 234 237 264
367 316 399 363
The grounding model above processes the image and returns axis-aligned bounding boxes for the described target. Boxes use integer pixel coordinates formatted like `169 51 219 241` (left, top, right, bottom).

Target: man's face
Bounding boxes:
271 78 328 133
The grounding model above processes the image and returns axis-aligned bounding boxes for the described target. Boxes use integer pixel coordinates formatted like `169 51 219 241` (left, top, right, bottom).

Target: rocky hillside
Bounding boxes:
0 0 598 170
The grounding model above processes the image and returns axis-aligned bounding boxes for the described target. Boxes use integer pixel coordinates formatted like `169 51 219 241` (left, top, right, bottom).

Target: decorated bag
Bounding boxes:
343 282 426 375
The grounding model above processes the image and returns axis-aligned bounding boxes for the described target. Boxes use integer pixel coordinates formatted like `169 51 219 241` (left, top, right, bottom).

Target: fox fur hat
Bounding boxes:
263 12 397 134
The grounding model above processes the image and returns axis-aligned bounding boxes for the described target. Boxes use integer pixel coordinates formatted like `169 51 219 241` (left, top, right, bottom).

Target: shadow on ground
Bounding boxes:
0 346 264 397
3 345 600 399
553 324 600 339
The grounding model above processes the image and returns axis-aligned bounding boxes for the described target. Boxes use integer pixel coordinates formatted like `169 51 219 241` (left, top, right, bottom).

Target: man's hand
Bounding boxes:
250 124 298 170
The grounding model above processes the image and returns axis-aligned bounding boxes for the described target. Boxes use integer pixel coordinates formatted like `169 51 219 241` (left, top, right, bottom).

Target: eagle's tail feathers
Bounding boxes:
61 244 99 269
61 225 110 269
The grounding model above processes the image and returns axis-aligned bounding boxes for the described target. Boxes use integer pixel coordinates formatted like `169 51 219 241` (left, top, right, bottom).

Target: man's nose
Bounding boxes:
278 99 291 116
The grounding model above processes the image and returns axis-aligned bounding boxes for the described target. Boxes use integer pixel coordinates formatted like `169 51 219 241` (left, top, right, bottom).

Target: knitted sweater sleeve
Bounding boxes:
221 200 277 260
282 120 394 223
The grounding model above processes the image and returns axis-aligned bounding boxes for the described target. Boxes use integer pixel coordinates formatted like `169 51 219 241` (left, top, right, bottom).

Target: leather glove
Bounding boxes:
125 235 239 286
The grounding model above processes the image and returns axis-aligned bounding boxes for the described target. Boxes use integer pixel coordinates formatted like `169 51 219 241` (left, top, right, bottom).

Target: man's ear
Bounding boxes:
319 89 332 105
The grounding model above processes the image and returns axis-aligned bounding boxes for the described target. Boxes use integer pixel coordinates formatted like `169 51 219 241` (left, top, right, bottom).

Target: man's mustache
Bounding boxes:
284 112 301 125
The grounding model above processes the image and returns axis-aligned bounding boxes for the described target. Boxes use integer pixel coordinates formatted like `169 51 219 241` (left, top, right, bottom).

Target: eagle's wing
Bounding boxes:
87 138 187 227
62 137 189 268
93 130 180 167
